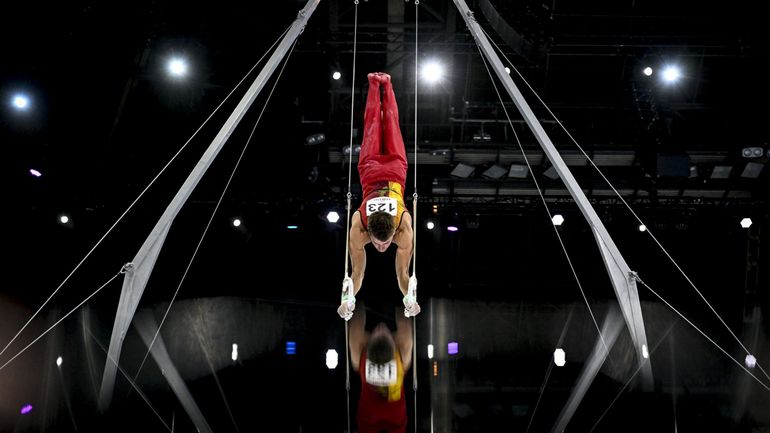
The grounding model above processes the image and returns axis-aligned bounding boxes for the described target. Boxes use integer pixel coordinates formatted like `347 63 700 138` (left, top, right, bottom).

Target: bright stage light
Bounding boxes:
740 218 753 229
426 221 435 230
231 343 238 361
448 342 458 355
20 404 33 415
642 344 649 359
420 60 444 84
639 224 647 232
167 58 188 77
504 67 511 74
12 94 30 110
554 348 566 366
643 66 653 76
59 215 70 224
332 71 341 80
552 214 564 226
326 211 340 223
56 356 63 367
29 169 42 177
427 344 434 359
447 225 458 232
232 218 241 227
661 66 681 83
746 354 757 369
326 349 339 369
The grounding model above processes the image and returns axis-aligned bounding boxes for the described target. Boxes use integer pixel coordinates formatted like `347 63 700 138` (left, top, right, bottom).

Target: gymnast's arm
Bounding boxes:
349 211 368 296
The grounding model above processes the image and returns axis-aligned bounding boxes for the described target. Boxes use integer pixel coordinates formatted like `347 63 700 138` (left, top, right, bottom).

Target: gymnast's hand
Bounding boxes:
403 275 420 317
338 276 356 321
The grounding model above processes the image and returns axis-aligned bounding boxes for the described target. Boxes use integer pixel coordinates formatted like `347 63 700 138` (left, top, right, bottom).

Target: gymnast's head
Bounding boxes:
367 322 396 364
368 211 395 252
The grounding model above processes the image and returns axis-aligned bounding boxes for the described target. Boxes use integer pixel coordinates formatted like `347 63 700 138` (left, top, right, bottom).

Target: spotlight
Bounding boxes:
643 66 653 76
20 404 33 415
741 147 764 158
167 58 188 77
420 60 444 84
427 344 434 359
231 343 238 361
29 169 42 177
740 218 753 229
504 67 511 74
305 133 326 146
326 349 339 369
287 225 299 230
56 356 63 367
553 348 566 367
642 344 649 359
638 224 647 232
447 225 458 232
326 211 340 223
552 214 564 226
232 218 242 227
59 215 70 224
746 354 757 369
12 94 30 110
661 65 681 83
426 221 435 230
332 71 341 80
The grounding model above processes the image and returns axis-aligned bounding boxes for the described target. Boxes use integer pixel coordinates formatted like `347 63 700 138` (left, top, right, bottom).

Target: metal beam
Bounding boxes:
97 0 321 410
134 311 212 433
453 0 653 387
551 307 625 433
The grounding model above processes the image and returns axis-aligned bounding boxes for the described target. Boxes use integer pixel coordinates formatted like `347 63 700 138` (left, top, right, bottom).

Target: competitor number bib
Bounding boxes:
365 197 398 216
365 359 398 387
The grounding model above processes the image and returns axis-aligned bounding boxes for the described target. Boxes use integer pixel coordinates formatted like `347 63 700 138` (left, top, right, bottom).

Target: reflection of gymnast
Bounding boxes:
348 303 413 433
338 72 420 321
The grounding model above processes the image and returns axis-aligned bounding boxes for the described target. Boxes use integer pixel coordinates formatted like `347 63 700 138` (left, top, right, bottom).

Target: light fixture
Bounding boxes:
508 164 529 179
542 166 559 180
638 224 647 232
332 71 341 80
420 60 444 84
504 67 511 74
232 218 242 227
167 58 188 77
427 344 434 359
426 221 435 230
20 404 33 415
305 133 326 146
29 169 42 177
447 225 458 232
661 65 681 83
643 66 653 76
59 215 70 224
482 164 507 180
342 144 361 155
741 162 765 179
642 344 649 359
326 349 339 369
451 163 475 178
741 147 764 158
552 214 564 226
12 94 30 110
432 204 439 214
745 354 757 369
326 211 340 223
740 218 753 229
553 348 566 367
710 165 733 179
231 343 238 361
56 356 63 367
448 342 458 355
287 225 299 230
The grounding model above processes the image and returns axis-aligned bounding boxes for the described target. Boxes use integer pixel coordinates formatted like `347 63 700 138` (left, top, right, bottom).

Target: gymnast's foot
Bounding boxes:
368 72 391 84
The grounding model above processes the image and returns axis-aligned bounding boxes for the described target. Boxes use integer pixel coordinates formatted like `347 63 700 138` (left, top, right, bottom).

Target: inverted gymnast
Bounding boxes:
347 303 413 433
338 72 421 321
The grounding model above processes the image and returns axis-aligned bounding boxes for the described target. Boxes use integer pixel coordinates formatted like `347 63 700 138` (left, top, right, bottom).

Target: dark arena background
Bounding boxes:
0 1 768 432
